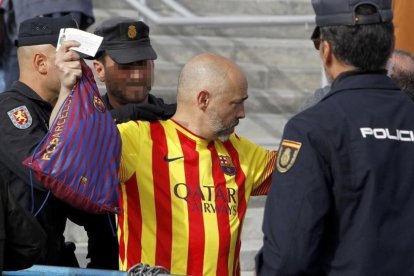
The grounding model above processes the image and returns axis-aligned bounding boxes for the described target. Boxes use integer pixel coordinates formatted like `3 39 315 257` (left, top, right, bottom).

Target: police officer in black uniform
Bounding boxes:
92 17 176 123
0 16 79 266
256 0 414 275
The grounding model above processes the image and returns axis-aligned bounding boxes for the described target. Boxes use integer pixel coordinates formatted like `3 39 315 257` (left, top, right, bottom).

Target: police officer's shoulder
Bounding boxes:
0 90 39 131
288 99 342 138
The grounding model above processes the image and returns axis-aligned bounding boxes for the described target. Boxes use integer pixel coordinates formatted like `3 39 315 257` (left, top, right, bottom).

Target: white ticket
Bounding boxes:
56 28 103 57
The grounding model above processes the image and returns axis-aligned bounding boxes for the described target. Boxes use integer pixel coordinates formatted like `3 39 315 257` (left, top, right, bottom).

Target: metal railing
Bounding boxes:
124 0 315 27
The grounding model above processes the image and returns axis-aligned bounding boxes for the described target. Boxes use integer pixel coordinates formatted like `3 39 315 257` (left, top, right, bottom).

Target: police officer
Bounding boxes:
0 16 79 266
92 17 176 123
256 0 414 275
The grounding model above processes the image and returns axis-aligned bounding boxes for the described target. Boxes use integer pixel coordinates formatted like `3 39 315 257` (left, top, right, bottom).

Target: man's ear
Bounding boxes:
93 60 106 82
321 40 333 67
33 53 47 74
197 90 210 111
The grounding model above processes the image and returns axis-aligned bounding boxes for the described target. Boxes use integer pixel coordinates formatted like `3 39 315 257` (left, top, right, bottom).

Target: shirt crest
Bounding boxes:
93 95 106 113
219 155 236 176
276 139 302 173
7 105 33 129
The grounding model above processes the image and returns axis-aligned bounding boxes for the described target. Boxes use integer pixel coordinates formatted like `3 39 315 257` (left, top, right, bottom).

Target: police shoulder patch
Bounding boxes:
7 105 33 129
276 139 302 173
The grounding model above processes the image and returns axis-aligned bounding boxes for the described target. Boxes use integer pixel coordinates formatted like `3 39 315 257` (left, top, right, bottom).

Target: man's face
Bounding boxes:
206 83 247 142
44 46 61 95
102 55 154 105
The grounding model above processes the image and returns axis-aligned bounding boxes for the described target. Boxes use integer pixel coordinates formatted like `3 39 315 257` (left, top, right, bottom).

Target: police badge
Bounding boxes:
7 105 33 129
127 25 137 39
276 139 302 173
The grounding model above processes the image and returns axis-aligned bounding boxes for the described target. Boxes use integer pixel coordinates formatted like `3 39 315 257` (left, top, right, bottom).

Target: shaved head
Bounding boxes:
17 44 57 83
17 44 61 104
177 53 247 104
173 53 248 141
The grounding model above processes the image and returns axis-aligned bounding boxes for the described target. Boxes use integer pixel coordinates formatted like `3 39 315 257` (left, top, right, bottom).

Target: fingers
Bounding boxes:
55 40 82 90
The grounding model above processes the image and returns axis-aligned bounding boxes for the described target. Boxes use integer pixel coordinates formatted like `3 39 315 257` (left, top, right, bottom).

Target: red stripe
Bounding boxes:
224 141 247 276
208 143 231 276
124 173 142 270
252 152 276 195
150 122 173 269
177 131 205 276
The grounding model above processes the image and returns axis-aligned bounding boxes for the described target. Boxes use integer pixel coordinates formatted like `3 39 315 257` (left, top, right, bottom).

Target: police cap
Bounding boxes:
16 15 78 47
94 17 157 64
311 0 393 39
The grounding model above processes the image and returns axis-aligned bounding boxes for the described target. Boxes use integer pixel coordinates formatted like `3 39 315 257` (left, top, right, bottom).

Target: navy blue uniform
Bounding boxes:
0 81 77 266
256 71 414 275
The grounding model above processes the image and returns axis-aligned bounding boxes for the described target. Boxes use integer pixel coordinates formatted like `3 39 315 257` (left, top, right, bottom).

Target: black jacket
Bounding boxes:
256 71 414 275
104 93 176 123
0 81 74 266
0 174 46 272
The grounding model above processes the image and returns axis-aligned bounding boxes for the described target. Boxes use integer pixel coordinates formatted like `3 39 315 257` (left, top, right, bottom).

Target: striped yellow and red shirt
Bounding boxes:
117 119 276 276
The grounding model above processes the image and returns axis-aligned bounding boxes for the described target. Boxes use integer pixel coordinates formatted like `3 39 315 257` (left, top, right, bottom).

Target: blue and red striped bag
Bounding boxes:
23 60 121 214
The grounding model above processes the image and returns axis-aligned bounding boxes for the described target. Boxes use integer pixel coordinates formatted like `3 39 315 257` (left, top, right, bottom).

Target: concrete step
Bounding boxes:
151 85 313 115
147 0 314 16
92 0 313 16
151 36 320 66
240 239 263 272
91 0 317 39
153 61 321 94
242 203 265 241
91 7 315 39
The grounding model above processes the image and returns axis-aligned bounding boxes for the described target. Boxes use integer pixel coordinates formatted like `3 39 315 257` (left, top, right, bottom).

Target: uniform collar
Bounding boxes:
102 93 165 110
10 81 53 109
322 70 398 102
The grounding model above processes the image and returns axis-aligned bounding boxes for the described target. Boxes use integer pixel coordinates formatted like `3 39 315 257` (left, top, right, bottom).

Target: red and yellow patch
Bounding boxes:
276 139 302 173
7 105 33 129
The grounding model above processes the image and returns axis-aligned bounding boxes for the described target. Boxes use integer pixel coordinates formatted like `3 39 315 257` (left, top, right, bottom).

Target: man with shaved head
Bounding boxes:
53 46 277 275
0 15 79 266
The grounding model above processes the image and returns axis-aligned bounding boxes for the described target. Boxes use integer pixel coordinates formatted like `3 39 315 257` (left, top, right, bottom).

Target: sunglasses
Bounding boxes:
312 37 323 50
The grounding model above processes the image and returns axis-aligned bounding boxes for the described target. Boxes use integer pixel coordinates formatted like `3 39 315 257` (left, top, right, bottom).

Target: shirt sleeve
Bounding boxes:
117 121 142 183
0 96 49 191
231 135 277 195
255 116 332 275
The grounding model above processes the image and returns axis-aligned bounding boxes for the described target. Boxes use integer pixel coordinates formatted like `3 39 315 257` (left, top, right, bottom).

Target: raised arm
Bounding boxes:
50 40 82 126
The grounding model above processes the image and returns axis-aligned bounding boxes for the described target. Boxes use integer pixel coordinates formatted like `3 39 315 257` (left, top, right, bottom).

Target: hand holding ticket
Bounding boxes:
56 28 103 57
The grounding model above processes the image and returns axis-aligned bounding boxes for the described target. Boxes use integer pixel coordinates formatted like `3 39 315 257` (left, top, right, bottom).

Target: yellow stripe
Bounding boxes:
119 184 128 271
165 123 189 275
136 128 157 265
281 139 302 149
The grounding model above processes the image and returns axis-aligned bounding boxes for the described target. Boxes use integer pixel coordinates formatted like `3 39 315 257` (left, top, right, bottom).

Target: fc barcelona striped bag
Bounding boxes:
23 60 121 214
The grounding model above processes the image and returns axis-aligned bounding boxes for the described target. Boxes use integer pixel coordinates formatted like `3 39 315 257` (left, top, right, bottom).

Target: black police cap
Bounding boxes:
311 0 393 39
94 17 157 64
16 15 78 47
